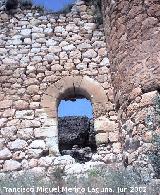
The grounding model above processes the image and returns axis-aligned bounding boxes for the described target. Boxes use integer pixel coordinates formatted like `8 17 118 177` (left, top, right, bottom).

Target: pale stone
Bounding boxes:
95 116 118 132
0 118 7 128
3 160 21 171
100 58 110 66
77 43 91 50
29 159 38 168
13 151 25 160
2 58 17 65
27 85 39 94
82 49 97 58
17 128 34 140
103 153 116 163
143 131 153 142
14 100 29 110
0 148 12 160
38 157 54 167
112 142 122 153
109 131 119 142
140 91 158 107
70 50 81 59
3 109 15 117
30 140 46 149
8 139 28 150
76 63 87 70
46 39 57 47
15 110 34 119
24 38 32 44
34 126 57 138
0 100 12 109
54 155 75 165
21 29 31 37
95 133 108 144
62 44 76 51
84 23 96 32
48 46 61 53
54 26 65 33
66 23 79 32
27 149 43 158
1 126 17 138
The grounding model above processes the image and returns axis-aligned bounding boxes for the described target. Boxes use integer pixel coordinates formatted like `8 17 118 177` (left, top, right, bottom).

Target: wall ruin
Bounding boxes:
0 0 159 190
0 0 121 175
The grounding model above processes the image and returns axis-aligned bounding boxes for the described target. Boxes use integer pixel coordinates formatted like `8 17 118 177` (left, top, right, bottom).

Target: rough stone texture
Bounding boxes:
58 116 95 152
102 0 160 106
0 0 159 185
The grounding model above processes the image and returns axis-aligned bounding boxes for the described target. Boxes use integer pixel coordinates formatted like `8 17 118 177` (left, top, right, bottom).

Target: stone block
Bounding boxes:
140 91 158 107
1 126 17 138
95 133 108 145
0 148 12 160
109 131 119 142
41 94 57 107
80 76 108 103
17 128 34 140
0 100 12 109
95 116 118 132
8 139 28 150
30 140 46 149
14 100 29 110
112 142 122 153
3 160 21 171
34 126 58 138
15 110 34 119
27 149 43 158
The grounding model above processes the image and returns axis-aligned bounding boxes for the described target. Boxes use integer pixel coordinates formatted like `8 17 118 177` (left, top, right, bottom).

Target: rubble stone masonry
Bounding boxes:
0 0 159 185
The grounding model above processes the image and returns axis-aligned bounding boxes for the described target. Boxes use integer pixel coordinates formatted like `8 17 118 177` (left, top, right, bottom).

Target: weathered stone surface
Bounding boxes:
0 148 12 160
34 126 57 138
82 49 97 58
95 116 118 132
3 160 21 171
8 139 28 150
0 100 12 109
95 133 108 145
14 100 29 110
1 126 17 138
30 140 46 149
109 131 119 142
15 110 34 119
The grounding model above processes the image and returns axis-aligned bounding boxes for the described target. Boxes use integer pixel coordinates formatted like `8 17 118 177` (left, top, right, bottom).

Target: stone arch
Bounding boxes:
40 75 110 155
41 75 108 118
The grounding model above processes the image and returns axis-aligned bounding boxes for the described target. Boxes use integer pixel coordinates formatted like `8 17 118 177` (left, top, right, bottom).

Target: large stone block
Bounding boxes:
3 160 21 171
95 133 108 145
0 148 12 160
0 100 12 109
95 116 118 132
8 139 28 150
34 126 58 138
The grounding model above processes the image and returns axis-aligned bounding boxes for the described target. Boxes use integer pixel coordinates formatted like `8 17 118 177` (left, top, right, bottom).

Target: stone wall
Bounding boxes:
102 0 160 180
0 0 120 173
102 0 160 106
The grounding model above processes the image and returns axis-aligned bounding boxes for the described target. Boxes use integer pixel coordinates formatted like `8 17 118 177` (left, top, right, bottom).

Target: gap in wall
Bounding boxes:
58 98 97 163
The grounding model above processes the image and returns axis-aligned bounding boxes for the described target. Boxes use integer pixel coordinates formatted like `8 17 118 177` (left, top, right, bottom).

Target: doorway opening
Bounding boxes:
58 97 96 163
